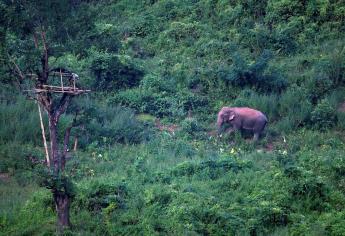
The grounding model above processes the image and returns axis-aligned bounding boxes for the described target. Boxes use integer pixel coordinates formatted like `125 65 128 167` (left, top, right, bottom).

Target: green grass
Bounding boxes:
1 125 345 235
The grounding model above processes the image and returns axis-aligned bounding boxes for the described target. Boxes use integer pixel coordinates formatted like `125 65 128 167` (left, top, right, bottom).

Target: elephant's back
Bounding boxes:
234 107 266 118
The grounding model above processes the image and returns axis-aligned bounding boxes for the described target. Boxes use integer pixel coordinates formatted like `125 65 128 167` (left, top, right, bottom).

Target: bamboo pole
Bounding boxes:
37 101 50 167
60 69 64 91
73 137 78 152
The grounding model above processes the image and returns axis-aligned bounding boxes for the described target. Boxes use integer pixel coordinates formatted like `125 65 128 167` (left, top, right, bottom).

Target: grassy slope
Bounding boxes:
1 0 345 235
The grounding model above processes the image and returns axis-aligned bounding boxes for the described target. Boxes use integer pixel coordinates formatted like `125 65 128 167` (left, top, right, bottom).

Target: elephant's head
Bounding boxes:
217 107 235 133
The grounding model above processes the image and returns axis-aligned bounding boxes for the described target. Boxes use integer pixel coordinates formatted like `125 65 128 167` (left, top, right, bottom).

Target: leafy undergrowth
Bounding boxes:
2 130 345 236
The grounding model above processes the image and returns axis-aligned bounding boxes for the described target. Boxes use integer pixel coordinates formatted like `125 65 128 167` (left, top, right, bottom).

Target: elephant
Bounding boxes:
217 107 268 141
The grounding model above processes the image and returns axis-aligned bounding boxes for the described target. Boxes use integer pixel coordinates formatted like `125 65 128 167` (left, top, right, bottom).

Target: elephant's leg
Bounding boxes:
225 127 235 133
253 132 259 142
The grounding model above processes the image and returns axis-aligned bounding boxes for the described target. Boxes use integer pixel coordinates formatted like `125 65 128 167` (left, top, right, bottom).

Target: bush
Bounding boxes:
89 49 143 91
1 189 55 235
311 98 337 131
307 74 334 103
277 86 313 133
76 98 153 146
75 181 128 213
224 50 288 93
180 118 205 137
110 84 209 119
317 41 345 86
0 142 42 176
0 93 44 146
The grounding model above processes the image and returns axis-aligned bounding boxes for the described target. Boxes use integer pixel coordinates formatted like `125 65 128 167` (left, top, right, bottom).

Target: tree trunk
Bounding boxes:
53 191 71 230
49 114 72 230
49 115 60 173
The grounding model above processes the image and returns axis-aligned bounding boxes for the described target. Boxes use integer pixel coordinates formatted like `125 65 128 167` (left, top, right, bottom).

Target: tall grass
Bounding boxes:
0 94 44 146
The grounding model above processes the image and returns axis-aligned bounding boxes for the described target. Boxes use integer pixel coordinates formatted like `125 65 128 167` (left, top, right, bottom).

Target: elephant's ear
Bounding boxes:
229 114 235 121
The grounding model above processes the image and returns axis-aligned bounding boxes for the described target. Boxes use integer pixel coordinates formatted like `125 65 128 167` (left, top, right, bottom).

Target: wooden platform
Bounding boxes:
25 85 91 95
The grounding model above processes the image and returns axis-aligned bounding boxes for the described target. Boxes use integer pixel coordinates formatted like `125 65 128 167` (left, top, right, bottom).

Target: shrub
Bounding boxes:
0 142 42 176
307 73 334 103
89 49 143 91
224 50 288 93
277 86 313 133
180 118 205 138
318 41 345 86
0 93 45 146
75 181 128 213
311 98 337 131
76 98 153 146
1 189 55 235
336 111 345 130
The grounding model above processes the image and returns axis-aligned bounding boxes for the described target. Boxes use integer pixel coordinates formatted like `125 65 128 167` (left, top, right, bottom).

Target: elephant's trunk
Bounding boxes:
217 116 223 134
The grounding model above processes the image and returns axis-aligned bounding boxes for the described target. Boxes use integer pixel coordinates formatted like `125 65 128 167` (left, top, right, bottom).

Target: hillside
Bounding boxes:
1 0 345 235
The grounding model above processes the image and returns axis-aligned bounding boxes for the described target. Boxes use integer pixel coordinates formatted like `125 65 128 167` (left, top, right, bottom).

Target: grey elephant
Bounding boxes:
217 107 268 141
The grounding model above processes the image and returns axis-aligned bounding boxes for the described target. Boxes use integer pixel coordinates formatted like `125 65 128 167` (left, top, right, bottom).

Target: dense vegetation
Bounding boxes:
1 0 345 235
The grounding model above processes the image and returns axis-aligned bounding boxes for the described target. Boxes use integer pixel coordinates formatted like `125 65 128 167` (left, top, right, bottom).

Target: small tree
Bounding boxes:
2 0 89 231
9 30 88 231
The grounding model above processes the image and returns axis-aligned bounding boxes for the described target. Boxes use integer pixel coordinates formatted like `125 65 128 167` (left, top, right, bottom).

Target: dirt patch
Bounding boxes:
0 173 10 182
155 119 179 135
264 142 274 152
338 102 345 113
207 130 218 137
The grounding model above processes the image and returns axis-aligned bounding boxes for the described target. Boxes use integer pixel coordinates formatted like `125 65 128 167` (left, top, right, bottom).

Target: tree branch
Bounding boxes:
39 30 49 83
7 54 25 86
37 93 52 113
54 93 73 121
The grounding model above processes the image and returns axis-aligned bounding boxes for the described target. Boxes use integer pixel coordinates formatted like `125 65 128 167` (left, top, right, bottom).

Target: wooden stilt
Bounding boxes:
73 137 78 152
37 101 50 167
60 69 64 91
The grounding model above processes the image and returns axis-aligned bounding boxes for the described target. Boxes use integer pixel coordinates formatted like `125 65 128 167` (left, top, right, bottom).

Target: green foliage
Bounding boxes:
180 118 205 137
276 86 313 133
0 142 42 180
0 91 43 146
311 98 337 131
317 41 345 86
35 169 76 198
110 74 209 118
223 50 288 93
75 181 128 213
89 49 144 91
76 98 153 146
0 187 55 236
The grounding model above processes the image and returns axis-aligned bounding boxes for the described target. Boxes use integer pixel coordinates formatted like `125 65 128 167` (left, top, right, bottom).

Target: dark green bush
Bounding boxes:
311 98 337 131
224 50 288 93
0 142 42 175
75 181 128 213
75 98 153 146
306 72 333 104
89 50 143 91
110 86 209 119
180 118 204 137
276 86 313 133
0 94 45 146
